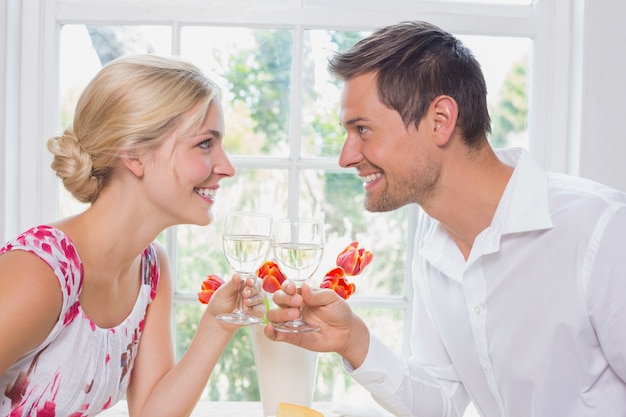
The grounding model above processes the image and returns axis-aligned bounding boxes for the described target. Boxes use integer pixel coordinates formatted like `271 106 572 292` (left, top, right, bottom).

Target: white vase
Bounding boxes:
250 325 319 417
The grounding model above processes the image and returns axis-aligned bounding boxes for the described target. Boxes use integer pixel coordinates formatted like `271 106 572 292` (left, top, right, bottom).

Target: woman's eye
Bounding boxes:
198 139 213 149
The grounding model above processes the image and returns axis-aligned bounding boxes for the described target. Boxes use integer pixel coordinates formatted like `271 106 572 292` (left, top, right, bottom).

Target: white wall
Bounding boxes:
0 0 19 244
0 0 56 244
574 0 626 191
0 1 6 244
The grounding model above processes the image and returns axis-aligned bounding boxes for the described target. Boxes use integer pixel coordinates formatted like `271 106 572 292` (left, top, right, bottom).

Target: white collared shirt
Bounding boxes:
348 148 626 417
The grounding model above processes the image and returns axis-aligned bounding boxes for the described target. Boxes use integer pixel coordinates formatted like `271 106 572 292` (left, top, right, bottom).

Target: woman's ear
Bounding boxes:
430 95 458 146
120 152 145 178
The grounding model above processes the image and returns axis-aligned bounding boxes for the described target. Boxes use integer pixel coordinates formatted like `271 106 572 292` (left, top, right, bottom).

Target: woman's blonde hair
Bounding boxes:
47 54 220 203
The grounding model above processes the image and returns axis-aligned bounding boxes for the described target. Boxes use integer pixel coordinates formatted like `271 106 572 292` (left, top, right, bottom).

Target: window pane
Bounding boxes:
176 305 259 401
314 307 404 402
54 18 531 413
301 29 370 158
175 302 203 362
58 24 172 216
461 35 532 149
356 307 405 353
181 27 293 157
300 31 532 154
174 224 229 294
219 168 288 215
60 25 171 103
303 170 407 297
175 168 288 293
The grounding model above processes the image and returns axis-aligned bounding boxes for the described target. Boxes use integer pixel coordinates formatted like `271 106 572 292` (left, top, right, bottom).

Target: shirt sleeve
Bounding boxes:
586 205 626 382
343 333 468 417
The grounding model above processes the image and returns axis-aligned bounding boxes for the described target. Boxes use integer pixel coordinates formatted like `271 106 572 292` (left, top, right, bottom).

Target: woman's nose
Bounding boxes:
215 147 236 177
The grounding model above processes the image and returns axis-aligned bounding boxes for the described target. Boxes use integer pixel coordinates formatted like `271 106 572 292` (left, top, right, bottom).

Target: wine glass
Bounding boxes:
217 211 272 325
272 218 325 333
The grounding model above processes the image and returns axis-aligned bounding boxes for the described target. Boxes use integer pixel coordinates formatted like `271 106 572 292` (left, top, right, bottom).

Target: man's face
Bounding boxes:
338 72 440 212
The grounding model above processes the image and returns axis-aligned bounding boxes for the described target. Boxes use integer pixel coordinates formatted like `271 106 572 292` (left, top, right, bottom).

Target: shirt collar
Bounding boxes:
494 147 553 236
420 148 553 273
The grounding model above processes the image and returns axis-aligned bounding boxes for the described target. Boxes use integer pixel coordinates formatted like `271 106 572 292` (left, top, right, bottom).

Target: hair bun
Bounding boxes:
47 128 100 203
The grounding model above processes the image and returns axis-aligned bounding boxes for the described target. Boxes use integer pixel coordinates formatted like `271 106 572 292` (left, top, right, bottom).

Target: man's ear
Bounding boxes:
120 152 145 178
430 95 458 146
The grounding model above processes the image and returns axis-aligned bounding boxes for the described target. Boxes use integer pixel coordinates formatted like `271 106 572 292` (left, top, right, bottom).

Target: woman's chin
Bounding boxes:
187 211 214 227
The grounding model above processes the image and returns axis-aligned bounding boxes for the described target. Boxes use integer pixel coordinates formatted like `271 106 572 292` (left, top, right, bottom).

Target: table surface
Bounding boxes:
100 399 480 417
100 401 287 417
99 400 391 417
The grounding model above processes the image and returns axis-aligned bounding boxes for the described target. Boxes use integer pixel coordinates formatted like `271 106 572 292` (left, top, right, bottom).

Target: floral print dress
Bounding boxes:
0 225 159 417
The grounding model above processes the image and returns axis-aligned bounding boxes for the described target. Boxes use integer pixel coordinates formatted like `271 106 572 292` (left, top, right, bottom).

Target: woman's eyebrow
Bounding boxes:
193 129 223 140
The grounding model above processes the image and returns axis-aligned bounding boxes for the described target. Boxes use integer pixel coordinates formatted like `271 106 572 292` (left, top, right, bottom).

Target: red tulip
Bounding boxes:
257 260 287 293
336 241 373 276
320 267 356 300
199 242 373 305
197 274 225 304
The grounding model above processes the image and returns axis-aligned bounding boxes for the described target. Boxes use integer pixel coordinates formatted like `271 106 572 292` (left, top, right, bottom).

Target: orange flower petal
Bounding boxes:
197 274 224 304
257 260 287 294
320 268 355 300
336 241 373 276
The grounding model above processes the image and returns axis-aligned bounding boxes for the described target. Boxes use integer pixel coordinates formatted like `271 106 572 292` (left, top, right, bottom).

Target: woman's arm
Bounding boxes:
0 250 62 375
125 242 264 417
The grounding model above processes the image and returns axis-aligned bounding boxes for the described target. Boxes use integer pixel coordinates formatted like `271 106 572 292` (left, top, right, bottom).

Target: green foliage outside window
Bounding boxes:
62 23 529 405
489 58 529 148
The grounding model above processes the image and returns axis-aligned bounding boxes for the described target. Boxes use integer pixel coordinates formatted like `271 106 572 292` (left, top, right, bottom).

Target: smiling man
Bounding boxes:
266 20 626 417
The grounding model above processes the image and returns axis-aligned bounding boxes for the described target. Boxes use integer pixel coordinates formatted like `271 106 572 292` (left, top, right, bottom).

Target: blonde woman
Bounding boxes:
0 54 264 417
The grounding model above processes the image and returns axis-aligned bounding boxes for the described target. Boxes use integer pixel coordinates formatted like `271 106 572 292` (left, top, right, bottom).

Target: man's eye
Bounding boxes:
357 126 367 135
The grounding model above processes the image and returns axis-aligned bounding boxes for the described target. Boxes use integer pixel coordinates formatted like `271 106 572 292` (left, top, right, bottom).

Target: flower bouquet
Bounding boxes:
197 241 373 417
197 241 373 305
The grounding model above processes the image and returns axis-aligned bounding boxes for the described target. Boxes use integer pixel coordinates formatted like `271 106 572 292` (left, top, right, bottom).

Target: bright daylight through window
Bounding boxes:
57 7 530 410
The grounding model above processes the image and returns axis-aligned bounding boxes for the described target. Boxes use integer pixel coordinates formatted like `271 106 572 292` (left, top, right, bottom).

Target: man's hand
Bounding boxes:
264 281 370 369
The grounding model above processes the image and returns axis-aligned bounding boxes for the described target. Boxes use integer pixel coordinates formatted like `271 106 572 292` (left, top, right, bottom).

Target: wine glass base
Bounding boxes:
217 312 263 326
273 321 320 333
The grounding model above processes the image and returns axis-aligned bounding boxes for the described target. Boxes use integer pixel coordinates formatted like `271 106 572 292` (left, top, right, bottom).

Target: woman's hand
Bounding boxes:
207 274 266 324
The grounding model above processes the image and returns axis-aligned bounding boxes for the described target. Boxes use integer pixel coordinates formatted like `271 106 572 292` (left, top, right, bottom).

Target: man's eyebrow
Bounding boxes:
342 117 366 127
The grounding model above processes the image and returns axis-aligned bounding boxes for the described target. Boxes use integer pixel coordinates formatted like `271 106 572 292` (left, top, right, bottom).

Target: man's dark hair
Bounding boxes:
329 21 491 148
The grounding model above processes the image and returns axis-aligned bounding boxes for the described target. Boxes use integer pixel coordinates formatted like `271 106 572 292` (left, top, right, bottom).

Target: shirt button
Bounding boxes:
473 305 482 315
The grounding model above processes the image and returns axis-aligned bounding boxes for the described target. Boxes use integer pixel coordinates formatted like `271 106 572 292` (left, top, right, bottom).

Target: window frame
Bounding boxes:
3 0 571 360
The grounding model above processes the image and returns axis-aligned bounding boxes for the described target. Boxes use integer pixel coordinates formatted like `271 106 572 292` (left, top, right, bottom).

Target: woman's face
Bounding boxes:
144 98 235 227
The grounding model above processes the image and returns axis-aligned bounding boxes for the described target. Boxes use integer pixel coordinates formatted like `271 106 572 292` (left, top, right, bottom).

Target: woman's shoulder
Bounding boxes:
1 224 83 297
2 225 78 259
3 225 81 272
0 226 68 363
141 240 168 302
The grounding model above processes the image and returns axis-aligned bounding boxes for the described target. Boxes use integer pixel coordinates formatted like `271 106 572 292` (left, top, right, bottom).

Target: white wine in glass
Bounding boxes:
217 212 272 325
272 218 324 333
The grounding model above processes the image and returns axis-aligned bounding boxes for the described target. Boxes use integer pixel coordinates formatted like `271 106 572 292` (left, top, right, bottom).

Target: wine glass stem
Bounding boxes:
294 306 304 324
292 286 305 324
234 276 248 316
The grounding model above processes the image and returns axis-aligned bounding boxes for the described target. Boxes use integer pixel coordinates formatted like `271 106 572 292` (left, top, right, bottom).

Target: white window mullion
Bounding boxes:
287 25 304 219
528 0 572 173
1 0 20 243
18 0 59 232
171 21 181 55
